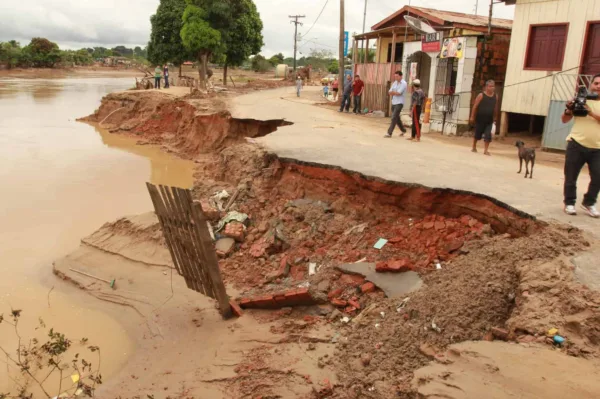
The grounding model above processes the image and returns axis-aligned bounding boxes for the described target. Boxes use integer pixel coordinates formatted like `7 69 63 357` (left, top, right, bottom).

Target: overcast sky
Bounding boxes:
0 0 515 57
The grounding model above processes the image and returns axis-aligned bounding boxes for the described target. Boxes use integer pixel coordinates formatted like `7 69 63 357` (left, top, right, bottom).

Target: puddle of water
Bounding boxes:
0 78 194 394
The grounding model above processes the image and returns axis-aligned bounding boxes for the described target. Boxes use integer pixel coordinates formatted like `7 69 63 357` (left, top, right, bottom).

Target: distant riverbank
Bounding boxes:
0 66 144 79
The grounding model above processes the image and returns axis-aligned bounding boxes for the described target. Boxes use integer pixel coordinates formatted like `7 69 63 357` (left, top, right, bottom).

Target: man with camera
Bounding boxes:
562 74 600 218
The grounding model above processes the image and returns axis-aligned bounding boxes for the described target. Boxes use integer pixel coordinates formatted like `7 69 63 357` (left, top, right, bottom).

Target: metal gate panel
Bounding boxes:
542 74 592 150
542 100 573 150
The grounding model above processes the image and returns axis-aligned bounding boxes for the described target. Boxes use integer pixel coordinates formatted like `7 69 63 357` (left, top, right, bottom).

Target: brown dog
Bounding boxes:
516 141 536 179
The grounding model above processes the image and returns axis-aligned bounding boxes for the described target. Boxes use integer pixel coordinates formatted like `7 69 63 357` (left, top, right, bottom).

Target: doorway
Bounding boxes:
406 51 432 95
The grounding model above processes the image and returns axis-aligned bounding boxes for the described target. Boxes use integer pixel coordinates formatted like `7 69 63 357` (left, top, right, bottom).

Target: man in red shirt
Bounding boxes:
352 75 365 114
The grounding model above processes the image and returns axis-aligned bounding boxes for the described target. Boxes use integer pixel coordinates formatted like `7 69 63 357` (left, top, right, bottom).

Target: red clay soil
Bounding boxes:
80 91 291 156
84 91 600 398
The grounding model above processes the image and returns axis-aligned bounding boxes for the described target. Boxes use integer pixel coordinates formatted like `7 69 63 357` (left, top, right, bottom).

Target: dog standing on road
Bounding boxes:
516 141 536 179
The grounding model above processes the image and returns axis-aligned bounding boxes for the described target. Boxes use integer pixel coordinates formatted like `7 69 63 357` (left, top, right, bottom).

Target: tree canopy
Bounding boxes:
180 1 222 87
181 0 264 86
148 0 191 68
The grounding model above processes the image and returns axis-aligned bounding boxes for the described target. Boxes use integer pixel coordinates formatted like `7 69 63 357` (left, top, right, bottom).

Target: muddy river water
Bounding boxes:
0 77 194 394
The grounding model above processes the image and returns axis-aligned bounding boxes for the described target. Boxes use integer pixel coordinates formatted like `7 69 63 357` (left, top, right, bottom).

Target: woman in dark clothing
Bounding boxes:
408 79 425 142
163 65 170 89
470 80 498 156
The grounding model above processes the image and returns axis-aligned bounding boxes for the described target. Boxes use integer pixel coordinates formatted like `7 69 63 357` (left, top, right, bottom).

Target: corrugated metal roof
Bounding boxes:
372 6 513 31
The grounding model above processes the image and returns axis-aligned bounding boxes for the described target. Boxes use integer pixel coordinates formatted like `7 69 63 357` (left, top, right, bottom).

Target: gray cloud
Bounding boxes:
0 0 515 55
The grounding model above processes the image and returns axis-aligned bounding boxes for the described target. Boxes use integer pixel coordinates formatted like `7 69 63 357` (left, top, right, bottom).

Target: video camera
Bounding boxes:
570 85 599 117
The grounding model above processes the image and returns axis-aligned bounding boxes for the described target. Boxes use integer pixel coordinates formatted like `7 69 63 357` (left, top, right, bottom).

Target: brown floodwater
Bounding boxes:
0 78 194 395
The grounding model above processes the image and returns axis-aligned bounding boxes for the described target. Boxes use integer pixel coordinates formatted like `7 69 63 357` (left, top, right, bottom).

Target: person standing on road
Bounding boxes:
561 73 600 218
470 80 499 155
408 79 425 142
154 65 162 89
332 78 339 101
352 75 365 114
385 71 408 138
163 65 170 89
296 76 303 97
339 74 353 113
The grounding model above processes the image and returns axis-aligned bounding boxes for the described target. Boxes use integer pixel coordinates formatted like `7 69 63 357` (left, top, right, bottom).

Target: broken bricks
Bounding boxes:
224 221 245 242
375 259 413 273
238 287 319 309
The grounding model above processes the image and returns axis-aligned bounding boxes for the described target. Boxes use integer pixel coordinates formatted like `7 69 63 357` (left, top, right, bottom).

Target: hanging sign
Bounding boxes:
421 32 441 52
440 37 464 59
344 31 349 56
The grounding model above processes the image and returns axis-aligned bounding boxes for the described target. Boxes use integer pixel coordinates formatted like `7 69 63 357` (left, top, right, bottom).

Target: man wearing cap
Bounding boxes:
408 79 425 142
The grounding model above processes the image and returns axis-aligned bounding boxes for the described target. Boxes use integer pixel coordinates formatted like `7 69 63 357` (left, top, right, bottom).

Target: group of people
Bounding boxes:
322 79 340 101
385 71 426 141
154 65 170 89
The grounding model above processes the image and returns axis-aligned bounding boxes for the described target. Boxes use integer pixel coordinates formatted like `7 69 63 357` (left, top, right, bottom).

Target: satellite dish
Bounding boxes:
404 15 437 35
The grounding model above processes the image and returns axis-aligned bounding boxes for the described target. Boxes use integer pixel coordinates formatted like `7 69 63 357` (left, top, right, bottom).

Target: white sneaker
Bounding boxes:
581 204 600 218
564 205 577 216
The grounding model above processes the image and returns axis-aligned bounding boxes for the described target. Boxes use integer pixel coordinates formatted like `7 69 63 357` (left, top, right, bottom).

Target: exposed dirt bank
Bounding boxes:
81 91 292 156
51 90 600 398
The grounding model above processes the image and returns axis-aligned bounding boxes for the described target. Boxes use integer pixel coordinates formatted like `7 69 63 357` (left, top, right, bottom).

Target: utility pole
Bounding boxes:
488 0 493 37
474 0 479 15
339 0 345 102
289 15 305 72
362 0 368 33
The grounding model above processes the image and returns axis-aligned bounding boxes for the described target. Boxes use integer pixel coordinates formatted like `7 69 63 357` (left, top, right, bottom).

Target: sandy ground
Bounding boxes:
24 85 600 398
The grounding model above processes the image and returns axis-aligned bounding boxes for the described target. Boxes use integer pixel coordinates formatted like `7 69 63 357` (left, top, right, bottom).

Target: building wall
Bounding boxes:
501 0 600 116
430 36 479 135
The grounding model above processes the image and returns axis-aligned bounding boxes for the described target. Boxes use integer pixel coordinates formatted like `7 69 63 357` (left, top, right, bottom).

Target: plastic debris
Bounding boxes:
375 323 381 329
431 319 442 333
396 297 410 312
207 221 215 240
547 327 559 337
216 211 249 231
554 335 566 345
343 223 368 236
380 312 386 318
210 190 230 211
341 316 351 323
298 281 311 288
373 238 388 250
435 263 442 270
308 263 317 275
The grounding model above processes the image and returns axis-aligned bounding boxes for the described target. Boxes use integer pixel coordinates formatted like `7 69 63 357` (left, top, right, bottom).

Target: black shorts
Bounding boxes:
475 122 493 142
333 88 339 92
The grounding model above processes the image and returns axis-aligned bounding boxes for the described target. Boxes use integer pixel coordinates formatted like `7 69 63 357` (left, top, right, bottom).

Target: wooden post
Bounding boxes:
365 38 369 64
390 31 397 81
528 114 535 135
374 35 382 111
499 111 508 138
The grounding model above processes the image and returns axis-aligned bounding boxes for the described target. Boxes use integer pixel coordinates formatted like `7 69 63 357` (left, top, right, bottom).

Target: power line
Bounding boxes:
301 0 329 38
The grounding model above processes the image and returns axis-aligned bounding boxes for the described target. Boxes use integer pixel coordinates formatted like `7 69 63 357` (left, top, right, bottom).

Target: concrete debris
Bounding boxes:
215 238 236 257
336 262 423 298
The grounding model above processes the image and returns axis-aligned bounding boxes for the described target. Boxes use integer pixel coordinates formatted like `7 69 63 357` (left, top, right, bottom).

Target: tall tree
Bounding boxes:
180 1 222 89
23 38 62 68
148 0 191 76
221 0 263 85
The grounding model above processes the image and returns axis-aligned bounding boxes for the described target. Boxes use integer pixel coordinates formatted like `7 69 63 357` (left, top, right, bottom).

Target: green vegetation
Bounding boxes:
147 0 192 76
0 310 102 398
0 38 149 69
269 53 284 66
328 59 339 74
180 0 264 86
251 54 271 72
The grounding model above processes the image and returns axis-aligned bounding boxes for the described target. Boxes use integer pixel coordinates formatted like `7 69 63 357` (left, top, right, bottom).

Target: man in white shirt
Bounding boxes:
385 71 408 137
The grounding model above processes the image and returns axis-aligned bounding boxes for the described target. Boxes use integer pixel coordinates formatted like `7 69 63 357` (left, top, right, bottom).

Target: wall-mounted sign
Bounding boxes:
421 32 441 52
440 37 464 59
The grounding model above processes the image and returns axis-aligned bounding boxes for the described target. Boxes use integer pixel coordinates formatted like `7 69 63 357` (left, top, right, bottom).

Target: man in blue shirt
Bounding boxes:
385 71 408 137
339 74 353 113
